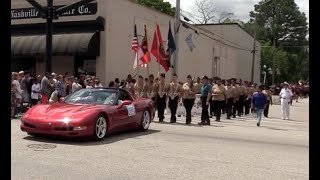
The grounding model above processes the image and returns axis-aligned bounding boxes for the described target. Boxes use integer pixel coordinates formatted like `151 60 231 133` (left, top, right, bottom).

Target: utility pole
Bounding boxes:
26 0 95 73
172 0 180 76
46 0 53 73
250 25 256 83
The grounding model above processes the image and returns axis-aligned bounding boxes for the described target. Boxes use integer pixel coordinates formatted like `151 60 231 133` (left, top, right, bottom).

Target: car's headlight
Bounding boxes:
58 117 72 124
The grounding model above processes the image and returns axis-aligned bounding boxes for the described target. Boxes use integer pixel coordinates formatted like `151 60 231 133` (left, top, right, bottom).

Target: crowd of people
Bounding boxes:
11 71 104 118
11 70 308 126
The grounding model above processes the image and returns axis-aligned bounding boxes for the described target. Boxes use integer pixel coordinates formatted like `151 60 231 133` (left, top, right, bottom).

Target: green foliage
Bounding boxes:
136 0 175 16
246 0 309 83
261 44 289 84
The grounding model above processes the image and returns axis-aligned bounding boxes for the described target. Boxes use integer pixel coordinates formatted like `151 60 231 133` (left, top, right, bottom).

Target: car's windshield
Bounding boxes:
64 89 118 105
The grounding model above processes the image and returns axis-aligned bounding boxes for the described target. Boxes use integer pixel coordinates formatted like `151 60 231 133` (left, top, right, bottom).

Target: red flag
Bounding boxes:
151 24 169 72
140 25 151 64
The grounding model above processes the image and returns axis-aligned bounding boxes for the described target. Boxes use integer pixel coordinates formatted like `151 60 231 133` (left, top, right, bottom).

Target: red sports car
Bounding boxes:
21 88 155 140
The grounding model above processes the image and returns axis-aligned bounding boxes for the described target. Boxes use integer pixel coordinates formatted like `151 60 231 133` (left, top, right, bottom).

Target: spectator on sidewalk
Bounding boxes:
31 79 41 106
40 72 51 104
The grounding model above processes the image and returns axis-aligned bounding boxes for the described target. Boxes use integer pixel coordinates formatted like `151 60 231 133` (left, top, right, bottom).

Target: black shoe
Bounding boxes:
209 116 213 118
233 115 236 118
227 117 231 119
215 119 220 122
159 119 164 122
198 122 206 125
257 123 260 126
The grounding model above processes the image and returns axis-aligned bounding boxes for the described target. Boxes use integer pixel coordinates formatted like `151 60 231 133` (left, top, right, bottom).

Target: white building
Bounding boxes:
11 0 261 84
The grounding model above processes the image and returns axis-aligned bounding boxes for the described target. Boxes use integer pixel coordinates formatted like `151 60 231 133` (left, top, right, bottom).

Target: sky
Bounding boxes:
164 0 309 23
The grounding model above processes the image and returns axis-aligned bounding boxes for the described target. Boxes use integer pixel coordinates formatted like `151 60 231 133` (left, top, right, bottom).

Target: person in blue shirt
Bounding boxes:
251 85 267 126
199 76 212 125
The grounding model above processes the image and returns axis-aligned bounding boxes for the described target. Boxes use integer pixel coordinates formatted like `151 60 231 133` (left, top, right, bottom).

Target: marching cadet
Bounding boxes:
182 75 197 124
224 80 235 119
249 83 258 115
199 76 212 125
221 79 227 114
147 74 158 103
168 73 182 123
262 86 273 117
157 73 169 122
211 77 227 122
209 77 217 118
231 78 239 118
125 74 135 96
243 81 251 115
134 76 147 98
237 80 245 117
193 77 201 94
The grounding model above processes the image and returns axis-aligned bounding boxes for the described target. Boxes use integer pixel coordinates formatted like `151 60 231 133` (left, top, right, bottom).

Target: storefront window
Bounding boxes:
75 56 96 77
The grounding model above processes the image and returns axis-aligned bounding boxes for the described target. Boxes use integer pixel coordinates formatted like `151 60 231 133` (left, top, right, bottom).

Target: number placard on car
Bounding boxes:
126 104 136 116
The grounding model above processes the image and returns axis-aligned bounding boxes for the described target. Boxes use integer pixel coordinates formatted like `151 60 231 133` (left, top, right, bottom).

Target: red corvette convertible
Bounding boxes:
21 88 155 140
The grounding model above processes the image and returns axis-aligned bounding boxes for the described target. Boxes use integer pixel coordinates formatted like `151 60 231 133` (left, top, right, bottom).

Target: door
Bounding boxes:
116 90 138 127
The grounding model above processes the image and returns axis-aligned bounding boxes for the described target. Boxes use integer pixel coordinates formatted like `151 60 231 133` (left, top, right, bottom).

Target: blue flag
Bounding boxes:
185 33 196 52
166 21 176 68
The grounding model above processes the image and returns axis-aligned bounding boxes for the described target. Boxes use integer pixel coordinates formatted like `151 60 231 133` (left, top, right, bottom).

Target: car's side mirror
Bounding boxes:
117 100 132 108
122 100 132 106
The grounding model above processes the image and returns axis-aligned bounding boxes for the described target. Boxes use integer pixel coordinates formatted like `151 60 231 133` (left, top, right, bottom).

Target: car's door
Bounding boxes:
116 90 138 127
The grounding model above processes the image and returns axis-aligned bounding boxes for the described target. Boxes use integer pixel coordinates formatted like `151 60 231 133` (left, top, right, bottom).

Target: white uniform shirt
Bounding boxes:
31 83 40 100
279 88 293 99
12 80 22 99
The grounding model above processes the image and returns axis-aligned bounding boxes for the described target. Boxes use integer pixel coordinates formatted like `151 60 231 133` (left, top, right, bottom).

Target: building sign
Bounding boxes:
11 2 97 20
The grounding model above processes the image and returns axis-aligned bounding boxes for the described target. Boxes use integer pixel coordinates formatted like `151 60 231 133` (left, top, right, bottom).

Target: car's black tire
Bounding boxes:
140 110 150 131
93 114 108 140
27 133 37 137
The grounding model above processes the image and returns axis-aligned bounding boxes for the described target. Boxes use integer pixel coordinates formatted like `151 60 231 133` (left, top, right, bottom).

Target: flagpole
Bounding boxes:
154 17 160 75
134 16 140 76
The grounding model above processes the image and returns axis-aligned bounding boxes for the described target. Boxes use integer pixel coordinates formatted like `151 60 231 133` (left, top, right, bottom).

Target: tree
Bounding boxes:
194 0 234 24
248 0 309 83
136 0 175 16
261 44 289 84
249 0 308 46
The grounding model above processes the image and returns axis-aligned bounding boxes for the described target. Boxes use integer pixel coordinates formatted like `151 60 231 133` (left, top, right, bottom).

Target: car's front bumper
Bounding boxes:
20 120 93 137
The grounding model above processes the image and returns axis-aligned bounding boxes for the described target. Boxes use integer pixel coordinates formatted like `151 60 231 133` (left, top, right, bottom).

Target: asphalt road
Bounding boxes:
12 98 309 180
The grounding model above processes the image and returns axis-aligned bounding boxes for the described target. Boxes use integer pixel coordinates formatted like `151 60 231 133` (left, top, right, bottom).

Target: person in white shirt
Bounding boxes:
94 79 103 88
31 79 41 106
279 82 293 120
12 72 23 114
49 90 58 104
72 78 82 93
86 80 94 88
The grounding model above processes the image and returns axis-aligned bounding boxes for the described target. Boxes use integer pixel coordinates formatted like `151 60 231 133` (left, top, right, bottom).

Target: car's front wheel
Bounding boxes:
94 114 108 140
140 110 150 131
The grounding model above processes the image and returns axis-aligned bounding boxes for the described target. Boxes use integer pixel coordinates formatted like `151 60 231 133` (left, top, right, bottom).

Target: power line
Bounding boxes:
180 10 252 50
181 20 253 52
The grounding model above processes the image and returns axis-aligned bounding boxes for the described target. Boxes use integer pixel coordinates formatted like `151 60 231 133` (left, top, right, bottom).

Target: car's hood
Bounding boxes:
25 103 107 120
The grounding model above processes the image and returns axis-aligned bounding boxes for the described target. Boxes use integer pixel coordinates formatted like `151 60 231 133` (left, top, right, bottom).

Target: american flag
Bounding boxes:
132 24 139 52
